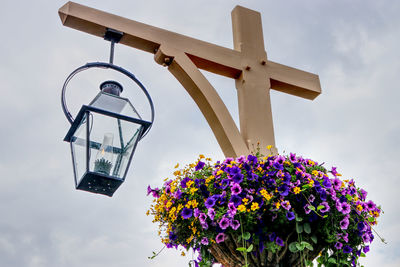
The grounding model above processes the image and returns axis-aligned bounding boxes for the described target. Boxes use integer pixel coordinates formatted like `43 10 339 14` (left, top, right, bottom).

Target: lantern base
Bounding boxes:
77 171 123 197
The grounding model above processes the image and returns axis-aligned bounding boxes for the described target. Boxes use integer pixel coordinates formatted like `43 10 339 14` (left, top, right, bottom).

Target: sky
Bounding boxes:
0 0 399 266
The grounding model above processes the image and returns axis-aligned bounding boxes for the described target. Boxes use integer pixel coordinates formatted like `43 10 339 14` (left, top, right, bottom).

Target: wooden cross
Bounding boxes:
59 2 321 158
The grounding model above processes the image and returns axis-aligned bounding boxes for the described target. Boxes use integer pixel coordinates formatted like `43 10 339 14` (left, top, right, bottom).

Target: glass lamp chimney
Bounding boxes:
94 133 114 175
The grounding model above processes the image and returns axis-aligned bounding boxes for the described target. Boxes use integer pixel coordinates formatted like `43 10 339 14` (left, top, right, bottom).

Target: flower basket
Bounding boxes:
147 151 382 267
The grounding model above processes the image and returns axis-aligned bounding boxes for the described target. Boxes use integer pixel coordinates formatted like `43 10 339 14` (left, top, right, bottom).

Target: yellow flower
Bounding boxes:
311 170 319 176
181 251 186 256
293 187 301 194
356 204 363 212
242 198 249 205
267 145 272 150
174 163 179 168
190 187 198 195
186 180 194 188
199 154 205 159
275 202 281 209
251 202 260 211
238 204 246 212
260 189 272 201
173 170 181 176
216 170 224 176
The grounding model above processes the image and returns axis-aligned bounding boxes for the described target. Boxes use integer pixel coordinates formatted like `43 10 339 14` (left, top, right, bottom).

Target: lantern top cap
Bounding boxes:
100 80 123 96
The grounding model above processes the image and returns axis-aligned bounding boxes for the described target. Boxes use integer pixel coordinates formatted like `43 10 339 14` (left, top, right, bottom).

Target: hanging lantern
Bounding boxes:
61 29 154 197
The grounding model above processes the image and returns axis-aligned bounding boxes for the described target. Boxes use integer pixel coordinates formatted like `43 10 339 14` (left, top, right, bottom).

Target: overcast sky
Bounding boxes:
0 0 398 266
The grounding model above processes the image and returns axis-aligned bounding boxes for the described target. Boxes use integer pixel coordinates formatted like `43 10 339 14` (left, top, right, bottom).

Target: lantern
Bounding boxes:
61 29 154 196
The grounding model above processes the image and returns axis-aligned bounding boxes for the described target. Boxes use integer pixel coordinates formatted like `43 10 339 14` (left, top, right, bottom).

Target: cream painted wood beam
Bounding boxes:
59 1 242 78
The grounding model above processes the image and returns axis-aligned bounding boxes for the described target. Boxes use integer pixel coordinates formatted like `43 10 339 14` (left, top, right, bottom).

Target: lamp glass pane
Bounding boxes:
70 114 88 185
87 111 142 179
89 92 141 119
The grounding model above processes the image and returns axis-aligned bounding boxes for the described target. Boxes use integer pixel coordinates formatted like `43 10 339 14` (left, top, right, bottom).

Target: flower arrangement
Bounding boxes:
147 149 383 267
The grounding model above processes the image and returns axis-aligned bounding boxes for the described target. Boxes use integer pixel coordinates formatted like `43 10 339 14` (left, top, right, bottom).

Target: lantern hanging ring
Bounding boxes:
61 29 154 140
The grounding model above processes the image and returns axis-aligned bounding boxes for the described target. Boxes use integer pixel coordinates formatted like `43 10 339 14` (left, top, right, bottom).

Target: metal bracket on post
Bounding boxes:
104 28 124 64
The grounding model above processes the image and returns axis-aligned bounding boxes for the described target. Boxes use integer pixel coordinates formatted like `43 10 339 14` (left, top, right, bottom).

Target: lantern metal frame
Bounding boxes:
61 30 155 196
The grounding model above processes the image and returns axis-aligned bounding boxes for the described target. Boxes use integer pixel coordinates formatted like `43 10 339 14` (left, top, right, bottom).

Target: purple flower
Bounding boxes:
276 237 284 246
334 242 343 250
205 197 216 209
281 201 291 211
319 201 330 213
228 202 237 217
219 217 230 230
169 231 177 241
358 222 366 232
342 233 349 242
231 183 242 195
331 166 338 176
343 245 353 253
273 162 284 170
332 178 342 190
201 237 209 245
181 208 193 219
180 177 190 188
194 208 200 218
341 202 351 214
336 201 343 212
278 184 289 196
289 153 297 163
366 200 376 211
246 154 257 164
165 185 171 195
232 173 244 184
340 217 349 230
309 194 315 203
230 219 240 230
228 166 241 175
173 189 182 199
360 189 368 200
363 245 370 253
147 185 160 198
195 161 205 171
286 211 295 221
322 178 332 188
201 221 209 230
207 208 215 220
304 205 312 214
216 233 226 243
199 213 207 224
220 179 230 189
268 232 276 242
362 233 371 243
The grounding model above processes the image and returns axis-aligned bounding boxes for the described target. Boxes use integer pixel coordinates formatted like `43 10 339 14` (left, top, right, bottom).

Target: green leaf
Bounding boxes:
328 257 337 264
308 205 315 211
346 194 352 201
289 242 299 252
243 232 251 240
323 215 328 218
304 223 311 234
236 247 247 252
317 205 325 211
296 216 303 222
301 241 313 251
246 244 253 252
368 217 375 222
296 223 304 234
361 252 366 257
311 235 318 244
295 243 305 251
